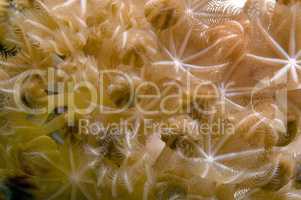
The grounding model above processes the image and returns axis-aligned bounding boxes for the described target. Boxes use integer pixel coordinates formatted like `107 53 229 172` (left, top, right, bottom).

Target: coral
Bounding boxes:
0 0 300 200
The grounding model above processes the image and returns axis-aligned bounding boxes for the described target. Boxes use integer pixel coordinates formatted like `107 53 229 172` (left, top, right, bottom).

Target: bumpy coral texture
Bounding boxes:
0 0 301 200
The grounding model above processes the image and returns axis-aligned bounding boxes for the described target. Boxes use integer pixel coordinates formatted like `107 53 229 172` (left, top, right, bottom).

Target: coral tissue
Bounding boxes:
0 0 301 199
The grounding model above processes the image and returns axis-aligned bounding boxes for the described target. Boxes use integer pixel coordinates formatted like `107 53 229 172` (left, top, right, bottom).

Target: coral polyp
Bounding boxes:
0 0 301 199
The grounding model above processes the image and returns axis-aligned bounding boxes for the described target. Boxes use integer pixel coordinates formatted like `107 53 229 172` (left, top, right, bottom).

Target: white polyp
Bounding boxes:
70 173 80 184
289 58 297 66
185 8 194 17
206 155 214 163
173 59 182 66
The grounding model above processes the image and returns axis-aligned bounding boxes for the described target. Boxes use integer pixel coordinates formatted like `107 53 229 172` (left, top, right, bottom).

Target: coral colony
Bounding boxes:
1 0 301 199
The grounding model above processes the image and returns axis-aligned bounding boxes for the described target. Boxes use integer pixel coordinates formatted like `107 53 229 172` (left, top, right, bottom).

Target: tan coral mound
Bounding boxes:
0 0 301 200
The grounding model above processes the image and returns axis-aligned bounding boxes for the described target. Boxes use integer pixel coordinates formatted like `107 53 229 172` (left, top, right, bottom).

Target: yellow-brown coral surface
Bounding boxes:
0 0 301 199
